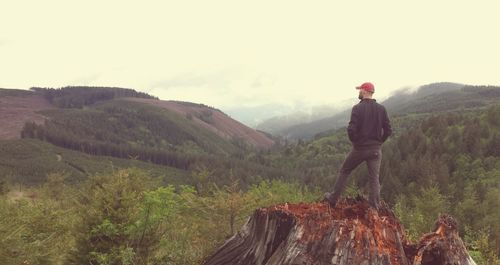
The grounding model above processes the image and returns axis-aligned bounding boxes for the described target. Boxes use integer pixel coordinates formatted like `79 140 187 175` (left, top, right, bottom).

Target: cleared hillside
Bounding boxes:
0 89 55 140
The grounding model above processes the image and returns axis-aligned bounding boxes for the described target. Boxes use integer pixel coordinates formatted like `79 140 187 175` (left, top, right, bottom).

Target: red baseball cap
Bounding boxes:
356 82 375 93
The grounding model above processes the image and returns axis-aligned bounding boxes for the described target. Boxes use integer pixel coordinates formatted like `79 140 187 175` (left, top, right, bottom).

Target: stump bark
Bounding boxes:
202 197 476 265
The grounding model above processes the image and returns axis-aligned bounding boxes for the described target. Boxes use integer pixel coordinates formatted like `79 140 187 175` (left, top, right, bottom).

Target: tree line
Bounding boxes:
256 105 500 261
20 101 290 187
30 86 157 108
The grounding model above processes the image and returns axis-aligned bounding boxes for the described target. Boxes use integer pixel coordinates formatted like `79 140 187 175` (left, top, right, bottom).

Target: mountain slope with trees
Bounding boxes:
19 99 286 185
31 86 273 148
1 87 283 185
255 105 500 262
0 89 55 140
0 139 187 185
126 98 274 148
0 86 498 264
268 83 500 139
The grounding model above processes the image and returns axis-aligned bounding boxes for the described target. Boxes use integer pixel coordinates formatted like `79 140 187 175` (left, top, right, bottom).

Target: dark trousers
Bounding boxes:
330 147 382 208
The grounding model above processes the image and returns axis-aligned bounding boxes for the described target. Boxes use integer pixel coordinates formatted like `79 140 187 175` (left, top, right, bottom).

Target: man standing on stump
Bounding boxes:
325 82 392 210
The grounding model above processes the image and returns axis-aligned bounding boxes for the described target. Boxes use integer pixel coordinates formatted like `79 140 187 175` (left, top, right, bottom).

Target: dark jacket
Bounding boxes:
347 98 392 149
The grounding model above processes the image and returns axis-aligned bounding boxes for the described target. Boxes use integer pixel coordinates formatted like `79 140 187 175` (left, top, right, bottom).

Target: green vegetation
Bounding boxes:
24 99 237 155
0 139 187 185
388 85 500 115
278 84 500 140
30 86 157 108
0 169 317 265
0 88 34 97
0 86 498 263
0 188 76 264
257 105 500 263
19 99 289 186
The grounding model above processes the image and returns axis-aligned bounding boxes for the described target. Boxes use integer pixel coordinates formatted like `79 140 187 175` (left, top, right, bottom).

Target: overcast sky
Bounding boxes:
1 0 499 112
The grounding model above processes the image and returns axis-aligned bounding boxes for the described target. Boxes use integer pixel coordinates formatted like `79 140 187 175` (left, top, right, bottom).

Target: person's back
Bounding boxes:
325 82 391 209
348 98 391 149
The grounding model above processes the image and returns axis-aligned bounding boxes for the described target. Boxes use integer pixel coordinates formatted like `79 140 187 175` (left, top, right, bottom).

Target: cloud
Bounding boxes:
145 66 362 113
147 68 283 108
1 1 499 112
251 74 275 88
151 72 230 90
0 39 6 46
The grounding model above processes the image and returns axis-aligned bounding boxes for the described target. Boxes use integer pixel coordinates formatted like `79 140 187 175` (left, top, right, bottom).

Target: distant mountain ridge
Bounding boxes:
382 82 466 115
126 98 274 148
255 103 351 135
0 86 283 185
0 87 273 148
263 82 500 139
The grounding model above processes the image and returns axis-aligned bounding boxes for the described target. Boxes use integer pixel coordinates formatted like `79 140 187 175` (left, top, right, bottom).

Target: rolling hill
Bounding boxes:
0 87 281 185
268 83 500 139
0 86 498 262
254 104 350 136
0 89 55 139
1 87 273 148
0 139 187 185
125 98 273 148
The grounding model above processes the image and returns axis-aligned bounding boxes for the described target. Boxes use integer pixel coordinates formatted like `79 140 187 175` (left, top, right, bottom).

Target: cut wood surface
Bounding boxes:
203 197 476 265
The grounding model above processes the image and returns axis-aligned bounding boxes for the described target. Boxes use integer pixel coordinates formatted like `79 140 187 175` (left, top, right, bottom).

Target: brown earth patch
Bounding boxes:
0 95 55 140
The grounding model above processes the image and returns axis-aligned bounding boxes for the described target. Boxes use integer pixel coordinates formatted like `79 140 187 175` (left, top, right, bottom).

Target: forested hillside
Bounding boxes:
387 85 500 115
0 87 283 185
255 105 500 262
19 99 286 185
0 139 187 185
271 83 500 139
30 86 157 108
1 103 498 263
125 98 274 148
0 86 498 264
22 100 240 156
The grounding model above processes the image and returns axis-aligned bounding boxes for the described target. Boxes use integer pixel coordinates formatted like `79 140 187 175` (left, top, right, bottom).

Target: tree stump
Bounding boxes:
202 197 476 265
413 214 477 265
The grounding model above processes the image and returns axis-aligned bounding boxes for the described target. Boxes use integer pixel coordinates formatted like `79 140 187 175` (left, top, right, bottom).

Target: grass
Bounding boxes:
0 139 189 185
0 88 34 97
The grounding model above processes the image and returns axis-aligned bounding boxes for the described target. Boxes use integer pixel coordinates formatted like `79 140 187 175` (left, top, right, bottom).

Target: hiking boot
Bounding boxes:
324 192 337 208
